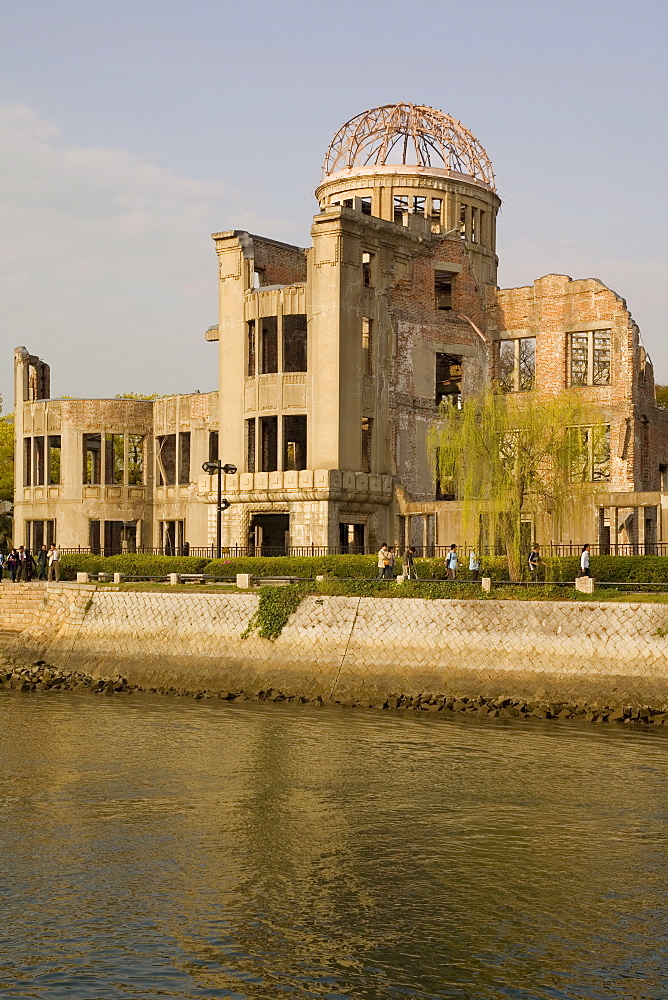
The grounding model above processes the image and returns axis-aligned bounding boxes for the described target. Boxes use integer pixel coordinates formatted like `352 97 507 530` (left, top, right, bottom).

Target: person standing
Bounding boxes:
403 546 418 580
580 543 591 578
0 550 4 581
528 545 543 581
23 549 36 582
37 544 48 580
384 546 396 580
377 543 389 580
15 546 28 582
469 549 480 581
7 548 18 582
446 544 458 581
47 543 61 582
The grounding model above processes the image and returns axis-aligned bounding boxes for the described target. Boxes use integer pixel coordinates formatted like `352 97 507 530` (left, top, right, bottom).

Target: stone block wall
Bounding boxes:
3 586 668 708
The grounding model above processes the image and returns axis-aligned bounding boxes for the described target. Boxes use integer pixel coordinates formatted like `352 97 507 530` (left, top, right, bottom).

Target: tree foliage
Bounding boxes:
0 414 14 504
428 389 601 580
655 385 668 410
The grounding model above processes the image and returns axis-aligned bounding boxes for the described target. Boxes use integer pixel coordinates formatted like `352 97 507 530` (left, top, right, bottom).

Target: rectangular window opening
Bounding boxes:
260 317 278 374
435 271 453 311
208 430 218 464
178 432 191 485
436 353 462 407
23 437 32 487
360 196 372 215
361 416 373 473
362 251 374 287
459 203 467 238
156 434 176 486
245 418 256 473
247 320 256 377
471 207 478 243
362 317 373 375
283 314 307 372
48 435 61 485
83 433 101 485
283 415 307 471
128 435 145 485
496 338 536 392
393 196 408 223
34 436 45 486
105 433 124 485
413 195 426 214
260 416 278 472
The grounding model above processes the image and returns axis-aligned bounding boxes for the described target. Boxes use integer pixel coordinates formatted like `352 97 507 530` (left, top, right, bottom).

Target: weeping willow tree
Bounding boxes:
428 388 606 580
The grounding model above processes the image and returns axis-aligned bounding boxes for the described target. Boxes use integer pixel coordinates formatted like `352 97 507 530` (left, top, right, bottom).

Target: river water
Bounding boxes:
1 694 667 1000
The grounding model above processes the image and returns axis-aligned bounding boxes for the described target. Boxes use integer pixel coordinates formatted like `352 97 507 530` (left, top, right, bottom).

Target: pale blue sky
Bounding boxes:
1 0 666 409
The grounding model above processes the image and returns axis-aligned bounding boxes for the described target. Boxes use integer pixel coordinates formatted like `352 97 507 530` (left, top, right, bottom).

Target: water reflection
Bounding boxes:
1 693 667 998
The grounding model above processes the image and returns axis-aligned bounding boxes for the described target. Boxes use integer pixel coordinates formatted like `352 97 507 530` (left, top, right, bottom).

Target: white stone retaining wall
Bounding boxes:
2 585 668 706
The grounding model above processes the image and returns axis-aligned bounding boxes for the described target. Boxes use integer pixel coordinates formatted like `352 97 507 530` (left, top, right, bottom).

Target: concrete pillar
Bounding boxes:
236 573 252 589
168 573 180 585
481 577 492 593
575 576 595 594
637 506 646 553
76 572 90 583
113 573 124 584
611 507 619 555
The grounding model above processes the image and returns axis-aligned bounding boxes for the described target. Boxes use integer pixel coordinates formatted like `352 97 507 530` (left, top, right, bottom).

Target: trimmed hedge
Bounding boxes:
59 554 209 580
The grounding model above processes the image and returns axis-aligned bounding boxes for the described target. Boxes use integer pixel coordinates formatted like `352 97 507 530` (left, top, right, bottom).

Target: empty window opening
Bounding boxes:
89 520 101 555
208 430 219 464
23 437 32 487
413 195 426 214
252 269 264 289
260 317 278 374
156 434 176 486
26 519 56 552
343 198 353 208
393 195 408 223
283 415 307 471
434 271 453 311
497 338 536 392
362 317 373 375
459 203 467 238
105 520 138 556
246 418 256 473
570 425 611 482
430 197 443 231
479 210 486 244
361 417 373 473
436 354 462 407
250 513 289 556
33 436 45 486
48 436 61 485
660 464 668 492
160 520 184 556
260 416 278 472
339 523 365 553
83 434 101 485
569 330 611 387
247 320 256 377
471 207 478 243
362 251 374 287
128 435 144 485
360 196 372 215
105 434 124 485
283 314 307 372
178 432 191 484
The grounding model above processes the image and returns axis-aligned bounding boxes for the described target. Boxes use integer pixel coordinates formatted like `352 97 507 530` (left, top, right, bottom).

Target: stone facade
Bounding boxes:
4 584 668 708
12 103 668 554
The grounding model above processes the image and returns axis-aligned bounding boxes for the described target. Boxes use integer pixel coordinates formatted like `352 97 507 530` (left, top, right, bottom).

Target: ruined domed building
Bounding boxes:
13 104 668 555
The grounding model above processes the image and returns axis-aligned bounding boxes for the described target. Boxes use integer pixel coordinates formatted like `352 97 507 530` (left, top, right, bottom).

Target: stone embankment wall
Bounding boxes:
2 583 668 708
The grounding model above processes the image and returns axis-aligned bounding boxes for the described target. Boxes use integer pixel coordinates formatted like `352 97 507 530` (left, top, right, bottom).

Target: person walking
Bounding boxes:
7 548 18 582
469 549 480 581
580 543 591 578
446 544 458 581
403 546 418 580
384 546 396 580
377 543 389 580
47 544 61 582
528 545 543 581
37 544 48 580
15 546 28 582
23 549 36 582
0 550 4 581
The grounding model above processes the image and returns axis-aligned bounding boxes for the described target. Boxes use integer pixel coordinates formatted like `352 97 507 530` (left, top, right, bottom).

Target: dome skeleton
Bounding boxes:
323 103 495 191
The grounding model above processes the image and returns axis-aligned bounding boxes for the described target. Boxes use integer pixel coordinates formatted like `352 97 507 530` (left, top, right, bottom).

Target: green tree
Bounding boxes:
0 414 14 549
428 389 601 580
655 385 668 410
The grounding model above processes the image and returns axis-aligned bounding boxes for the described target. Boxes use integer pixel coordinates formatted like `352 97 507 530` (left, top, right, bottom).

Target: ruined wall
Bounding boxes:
4 586 668 708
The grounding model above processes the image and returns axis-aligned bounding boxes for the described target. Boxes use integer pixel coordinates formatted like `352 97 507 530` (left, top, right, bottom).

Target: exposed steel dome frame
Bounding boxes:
322 103 495 191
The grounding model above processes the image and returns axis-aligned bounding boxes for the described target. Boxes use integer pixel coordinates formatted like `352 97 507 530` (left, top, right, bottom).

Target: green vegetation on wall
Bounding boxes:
242 585 306 640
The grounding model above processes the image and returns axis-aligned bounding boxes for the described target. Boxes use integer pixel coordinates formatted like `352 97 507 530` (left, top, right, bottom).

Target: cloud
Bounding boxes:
0 103 301 409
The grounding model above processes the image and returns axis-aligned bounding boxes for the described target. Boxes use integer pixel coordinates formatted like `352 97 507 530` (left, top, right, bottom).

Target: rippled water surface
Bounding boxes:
1 694 668 999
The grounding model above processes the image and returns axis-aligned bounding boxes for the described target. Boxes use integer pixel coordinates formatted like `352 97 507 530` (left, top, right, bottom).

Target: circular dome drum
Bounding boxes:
322 103 495 191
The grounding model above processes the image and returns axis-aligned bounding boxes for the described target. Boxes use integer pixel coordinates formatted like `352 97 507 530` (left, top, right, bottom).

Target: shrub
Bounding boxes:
59 553 209 580
203 555 382 579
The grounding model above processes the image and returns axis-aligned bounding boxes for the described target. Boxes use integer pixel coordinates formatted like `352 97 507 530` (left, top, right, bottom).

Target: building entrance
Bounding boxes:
250 514 289 556
339 523 365 553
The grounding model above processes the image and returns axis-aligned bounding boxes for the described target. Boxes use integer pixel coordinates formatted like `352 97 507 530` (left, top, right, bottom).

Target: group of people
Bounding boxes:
0 544 61 583
376 543 481 581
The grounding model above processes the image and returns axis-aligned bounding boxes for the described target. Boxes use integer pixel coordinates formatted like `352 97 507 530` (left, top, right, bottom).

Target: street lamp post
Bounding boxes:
202 461 237 559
